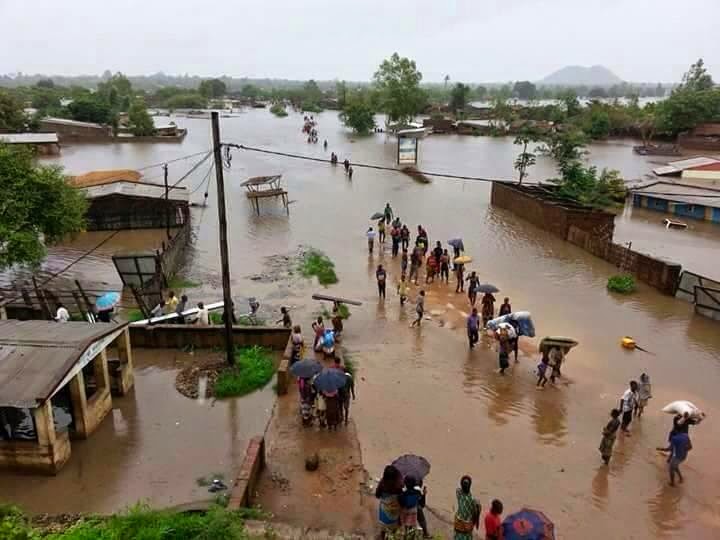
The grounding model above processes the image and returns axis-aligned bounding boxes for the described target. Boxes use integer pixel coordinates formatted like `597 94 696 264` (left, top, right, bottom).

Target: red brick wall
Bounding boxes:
228 436 265 509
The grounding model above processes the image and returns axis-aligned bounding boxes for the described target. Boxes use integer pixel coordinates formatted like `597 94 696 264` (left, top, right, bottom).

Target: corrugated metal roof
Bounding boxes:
41 117 107 129
241 175 282 187
631 181 720 207
69 169 141 188
654 157 720 176
0 133 59 144
687 162 720 172
0 321 127 407
81 181 189 202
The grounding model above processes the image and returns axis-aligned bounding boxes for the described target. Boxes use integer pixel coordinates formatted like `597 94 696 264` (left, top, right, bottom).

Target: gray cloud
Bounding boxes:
1 0 717 82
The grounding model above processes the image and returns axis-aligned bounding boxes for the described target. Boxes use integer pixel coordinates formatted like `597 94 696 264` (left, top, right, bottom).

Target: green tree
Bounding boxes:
35 78 54 89
444 74 450 88
0 91 27 132
474 85 487 100
302 80 323 106
373 53 425 125
66 95 113 124
587 109 611 139
240 84 260 99
97 72 133 110
559 89 581 117
681 58 714 91
449 83 470 114
198 78 227 99
165 93 208 109
588 86 608 98
127 99 155 136
340 95 375 134
513 129 539 184
30 89 61 113
513 81 537 101
0 144 87 269
336 80 348 109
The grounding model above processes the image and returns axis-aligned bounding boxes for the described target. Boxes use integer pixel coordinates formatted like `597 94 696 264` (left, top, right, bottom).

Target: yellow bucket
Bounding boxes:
621 337 636 349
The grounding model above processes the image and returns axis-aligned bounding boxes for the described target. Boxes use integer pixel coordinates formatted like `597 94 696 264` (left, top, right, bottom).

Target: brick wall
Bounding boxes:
227 436 265 509
129 324 292 351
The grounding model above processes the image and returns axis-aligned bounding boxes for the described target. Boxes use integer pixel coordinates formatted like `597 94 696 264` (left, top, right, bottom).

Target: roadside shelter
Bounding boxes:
0 321 133 474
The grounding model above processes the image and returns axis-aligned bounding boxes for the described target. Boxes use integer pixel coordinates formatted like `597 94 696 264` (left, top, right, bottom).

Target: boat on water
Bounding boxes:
663 218 688 230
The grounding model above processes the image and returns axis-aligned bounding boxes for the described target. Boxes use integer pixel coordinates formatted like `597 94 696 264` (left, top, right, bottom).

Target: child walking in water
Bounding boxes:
411 290 425 327
635 372 652 417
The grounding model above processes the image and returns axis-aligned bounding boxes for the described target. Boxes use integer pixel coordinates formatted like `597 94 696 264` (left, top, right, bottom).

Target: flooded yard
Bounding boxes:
2 109 719 538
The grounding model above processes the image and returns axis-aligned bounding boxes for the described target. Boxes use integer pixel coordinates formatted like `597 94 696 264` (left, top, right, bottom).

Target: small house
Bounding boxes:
0 133 60 155
631 181 720 223
39 117 112 142
69 170 190 231
0 321 133 474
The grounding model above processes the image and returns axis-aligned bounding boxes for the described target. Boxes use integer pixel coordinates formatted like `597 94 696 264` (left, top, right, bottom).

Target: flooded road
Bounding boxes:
3 109 719 537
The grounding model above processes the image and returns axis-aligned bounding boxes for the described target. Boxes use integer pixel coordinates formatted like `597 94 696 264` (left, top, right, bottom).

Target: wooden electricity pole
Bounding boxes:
163 163 171 239
211 112 235 365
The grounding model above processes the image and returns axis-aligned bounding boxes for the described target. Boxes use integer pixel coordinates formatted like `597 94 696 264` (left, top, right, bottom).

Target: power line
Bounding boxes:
224 143 524 185
136 149 213 172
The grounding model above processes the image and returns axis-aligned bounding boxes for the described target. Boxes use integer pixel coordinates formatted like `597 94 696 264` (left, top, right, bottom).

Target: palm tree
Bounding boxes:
444 74 450 88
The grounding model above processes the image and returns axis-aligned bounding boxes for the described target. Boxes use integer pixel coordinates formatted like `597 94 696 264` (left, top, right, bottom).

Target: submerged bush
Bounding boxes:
299 249 338 286
607 274 636 294
270 103 288 117
214 346 275 398
0 504 38 540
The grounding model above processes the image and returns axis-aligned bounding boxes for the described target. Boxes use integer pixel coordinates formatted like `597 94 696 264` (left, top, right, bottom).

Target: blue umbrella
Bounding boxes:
290 358 323 379
95 292 120 312
313 368 347 393
502 508 555 540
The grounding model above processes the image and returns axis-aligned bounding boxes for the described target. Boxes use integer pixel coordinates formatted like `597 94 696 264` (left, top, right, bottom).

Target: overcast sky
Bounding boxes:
1 0 718 83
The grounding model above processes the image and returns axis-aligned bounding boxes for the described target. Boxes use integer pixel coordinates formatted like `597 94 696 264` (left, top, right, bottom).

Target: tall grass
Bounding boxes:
607 274 636 294
214 346 275 398
299 249 338 286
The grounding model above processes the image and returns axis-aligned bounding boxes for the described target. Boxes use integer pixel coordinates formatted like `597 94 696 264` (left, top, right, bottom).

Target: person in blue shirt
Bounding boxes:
467 308 480 349
668 431 692 487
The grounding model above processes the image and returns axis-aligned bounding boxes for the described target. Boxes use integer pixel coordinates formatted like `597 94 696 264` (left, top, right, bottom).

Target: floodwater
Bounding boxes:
0 349 275 514
2 109 720 538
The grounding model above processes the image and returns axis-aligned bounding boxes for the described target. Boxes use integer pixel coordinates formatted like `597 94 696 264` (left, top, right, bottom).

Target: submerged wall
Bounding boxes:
129 324 291 350
491 183 681 295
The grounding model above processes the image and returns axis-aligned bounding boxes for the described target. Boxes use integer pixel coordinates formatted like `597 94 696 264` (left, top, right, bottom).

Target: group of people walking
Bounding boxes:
375 468 505 540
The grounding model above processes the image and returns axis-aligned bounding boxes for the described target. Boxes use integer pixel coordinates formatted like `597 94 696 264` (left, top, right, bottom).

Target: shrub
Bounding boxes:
607 274 636 294
214 346 275 398
270 103 288 117
0 504 38 540
299 249 338 286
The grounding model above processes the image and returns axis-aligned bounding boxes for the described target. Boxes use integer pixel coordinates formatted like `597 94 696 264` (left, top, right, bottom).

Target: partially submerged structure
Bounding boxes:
0 133 60 155
69 169 190 230
678 122 720 151
39 117 112 142
241 175 289 214
0 321 134 474
652 156 720 177
630 181 720 223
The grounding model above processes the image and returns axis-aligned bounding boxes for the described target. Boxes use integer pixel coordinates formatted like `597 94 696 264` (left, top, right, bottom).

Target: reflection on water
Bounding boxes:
3 109 716 538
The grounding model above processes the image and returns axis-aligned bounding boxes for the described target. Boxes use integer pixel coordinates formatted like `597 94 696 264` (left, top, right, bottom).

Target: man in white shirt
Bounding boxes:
366 227 376 254
619 380 639 434
196 302 209 326
54 303 70 322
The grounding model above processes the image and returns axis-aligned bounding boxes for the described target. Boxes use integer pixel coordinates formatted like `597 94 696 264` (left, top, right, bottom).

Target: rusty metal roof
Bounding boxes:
0 320 128 408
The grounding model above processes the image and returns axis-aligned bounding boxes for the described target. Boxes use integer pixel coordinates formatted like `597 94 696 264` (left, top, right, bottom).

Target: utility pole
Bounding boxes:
163 163 171 239
211 112 235 365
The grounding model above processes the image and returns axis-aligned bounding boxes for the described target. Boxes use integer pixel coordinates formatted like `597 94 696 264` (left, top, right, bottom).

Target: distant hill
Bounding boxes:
540 65 623 87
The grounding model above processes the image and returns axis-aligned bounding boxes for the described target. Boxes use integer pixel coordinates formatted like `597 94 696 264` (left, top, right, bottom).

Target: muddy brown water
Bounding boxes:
1 110 719 538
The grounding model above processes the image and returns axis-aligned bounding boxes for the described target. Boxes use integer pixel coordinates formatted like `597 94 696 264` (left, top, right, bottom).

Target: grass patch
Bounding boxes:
125 308 145 322
270 103 288 117
209 312 266 326
214 346 275 398
167 276 200 290
607 274 636 294
321 303 351 320
299 249 338 286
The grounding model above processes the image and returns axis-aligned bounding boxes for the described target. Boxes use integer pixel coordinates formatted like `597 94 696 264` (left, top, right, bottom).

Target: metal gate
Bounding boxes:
695 287 720 321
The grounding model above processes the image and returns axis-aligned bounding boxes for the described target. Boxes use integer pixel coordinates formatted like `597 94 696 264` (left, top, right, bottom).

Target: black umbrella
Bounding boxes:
476 283 499 294
371 212 384 220
290 358 323 379
391 454 431 479
313 368 347 393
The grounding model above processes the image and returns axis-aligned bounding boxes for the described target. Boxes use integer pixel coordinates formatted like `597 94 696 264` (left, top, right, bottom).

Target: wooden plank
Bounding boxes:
129 301 225 326
311 293 363 306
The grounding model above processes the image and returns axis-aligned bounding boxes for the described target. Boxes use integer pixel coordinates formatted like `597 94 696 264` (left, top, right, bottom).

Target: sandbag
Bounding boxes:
662 400 702 418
